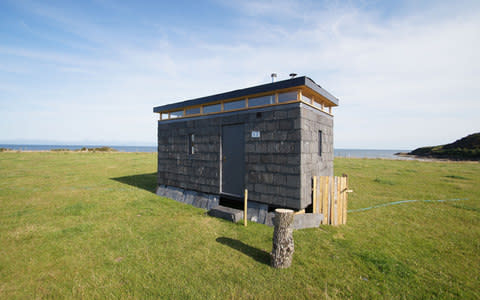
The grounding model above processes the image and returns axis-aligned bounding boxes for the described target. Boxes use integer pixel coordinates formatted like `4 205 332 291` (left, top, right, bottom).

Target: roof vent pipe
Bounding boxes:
289 73 297 79
271 73 277 83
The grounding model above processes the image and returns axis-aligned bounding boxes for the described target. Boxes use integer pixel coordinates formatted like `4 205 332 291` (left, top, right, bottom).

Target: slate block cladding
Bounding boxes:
157 102 334 210
300 105 334 208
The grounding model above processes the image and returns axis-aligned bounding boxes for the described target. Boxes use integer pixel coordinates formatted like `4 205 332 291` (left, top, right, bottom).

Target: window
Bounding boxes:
224 99 246 111
312 100 323 109
170 110 184 118
318 130 323 156
278 91 298 103
189 133 195 155
203 103 221 114
248 94 275 107
161 113 169 120
185 107 201 115
302 94 312 103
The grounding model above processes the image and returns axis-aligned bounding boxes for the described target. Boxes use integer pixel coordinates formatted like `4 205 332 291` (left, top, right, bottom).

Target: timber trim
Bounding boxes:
157 86 334 121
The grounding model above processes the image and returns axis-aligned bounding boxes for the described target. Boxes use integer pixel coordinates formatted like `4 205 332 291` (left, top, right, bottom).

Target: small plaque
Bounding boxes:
251 131 261 138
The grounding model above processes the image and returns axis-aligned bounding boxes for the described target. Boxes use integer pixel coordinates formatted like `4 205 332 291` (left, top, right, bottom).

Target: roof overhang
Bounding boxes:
153 76 339 113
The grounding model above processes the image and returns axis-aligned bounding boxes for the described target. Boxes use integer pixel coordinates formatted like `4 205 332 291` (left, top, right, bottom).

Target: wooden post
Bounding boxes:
338 177 344 224
322 176 329 225
317 176 322 216
318 177 322 217
270 209 295 268
329 177 335 225
317 176 323 214
337 177 342 225
244 189 248 227
294 209 305 215
343 175 348 224
312 176 317 214
337 177 341 225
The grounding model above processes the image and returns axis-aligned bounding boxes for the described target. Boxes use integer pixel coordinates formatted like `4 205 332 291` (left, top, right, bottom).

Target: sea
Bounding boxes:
1 144 411 159
334 149 411 160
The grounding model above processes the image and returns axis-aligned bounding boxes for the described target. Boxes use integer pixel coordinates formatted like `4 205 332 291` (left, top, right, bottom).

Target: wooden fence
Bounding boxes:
312 175 350 225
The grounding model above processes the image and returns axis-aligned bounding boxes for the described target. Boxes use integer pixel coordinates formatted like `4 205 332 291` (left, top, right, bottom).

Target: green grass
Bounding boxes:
0 153 479 299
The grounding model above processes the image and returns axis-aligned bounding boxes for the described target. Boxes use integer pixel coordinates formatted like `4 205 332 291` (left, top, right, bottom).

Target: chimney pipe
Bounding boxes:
271 73 277 83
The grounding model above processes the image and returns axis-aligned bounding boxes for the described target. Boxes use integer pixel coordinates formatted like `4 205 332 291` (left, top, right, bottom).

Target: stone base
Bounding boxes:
246 201 273 225
156 185 323 229
292 213 323 230
208 206 243 223
155 185 219 210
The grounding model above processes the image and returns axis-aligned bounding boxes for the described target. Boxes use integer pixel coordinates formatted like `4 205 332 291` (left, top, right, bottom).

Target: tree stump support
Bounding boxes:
270 208 295 268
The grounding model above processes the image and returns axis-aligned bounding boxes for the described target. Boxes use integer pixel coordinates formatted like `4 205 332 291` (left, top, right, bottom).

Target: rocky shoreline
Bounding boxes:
394 152 478 162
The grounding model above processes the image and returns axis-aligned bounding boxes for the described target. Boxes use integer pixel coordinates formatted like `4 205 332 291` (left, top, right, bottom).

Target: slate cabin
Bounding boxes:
154 76 339 224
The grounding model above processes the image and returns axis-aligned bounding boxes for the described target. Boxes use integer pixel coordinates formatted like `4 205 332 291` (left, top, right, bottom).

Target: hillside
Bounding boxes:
408 132 480 160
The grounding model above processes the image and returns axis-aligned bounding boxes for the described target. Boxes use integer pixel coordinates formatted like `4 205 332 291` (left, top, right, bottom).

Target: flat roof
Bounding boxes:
153 76 339 113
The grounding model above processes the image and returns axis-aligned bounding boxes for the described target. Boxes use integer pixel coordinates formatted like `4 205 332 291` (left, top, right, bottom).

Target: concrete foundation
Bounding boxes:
156 185 219 210
157 185 323 229
292 213 324 230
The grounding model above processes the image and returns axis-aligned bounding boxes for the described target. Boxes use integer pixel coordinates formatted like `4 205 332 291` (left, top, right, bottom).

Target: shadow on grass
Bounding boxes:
216 237 270 265
111 173 157 193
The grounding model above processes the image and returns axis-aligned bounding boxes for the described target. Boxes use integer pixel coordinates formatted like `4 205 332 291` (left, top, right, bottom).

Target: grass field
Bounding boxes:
0 152 479 299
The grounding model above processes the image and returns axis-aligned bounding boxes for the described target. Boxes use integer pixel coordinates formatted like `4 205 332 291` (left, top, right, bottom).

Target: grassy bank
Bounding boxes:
0 152 479 298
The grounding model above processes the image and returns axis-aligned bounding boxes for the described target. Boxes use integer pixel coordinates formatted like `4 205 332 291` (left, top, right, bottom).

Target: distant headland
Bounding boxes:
396 133 480 161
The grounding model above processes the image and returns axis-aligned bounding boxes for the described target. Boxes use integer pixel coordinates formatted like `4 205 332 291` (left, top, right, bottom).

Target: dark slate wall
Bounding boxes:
244 106 302 209
157 117 221 195
299 104 334 208
157 102 334 210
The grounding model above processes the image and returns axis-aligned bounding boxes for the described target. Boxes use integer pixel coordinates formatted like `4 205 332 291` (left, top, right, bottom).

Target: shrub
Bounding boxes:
79 146 118 152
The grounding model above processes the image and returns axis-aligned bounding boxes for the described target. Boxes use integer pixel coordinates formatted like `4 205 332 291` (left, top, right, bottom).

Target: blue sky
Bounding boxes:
1 0 479 149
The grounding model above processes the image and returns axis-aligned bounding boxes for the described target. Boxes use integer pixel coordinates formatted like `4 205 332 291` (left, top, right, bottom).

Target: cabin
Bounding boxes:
153 76 339 225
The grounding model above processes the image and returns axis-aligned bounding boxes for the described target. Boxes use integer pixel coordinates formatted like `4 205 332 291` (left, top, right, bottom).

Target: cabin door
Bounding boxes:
221 123 245 198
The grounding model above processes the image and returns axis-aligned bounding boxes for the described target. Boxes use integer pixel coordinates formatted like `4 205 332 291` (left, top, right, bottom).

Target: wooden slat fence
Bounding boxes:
312 175 349 225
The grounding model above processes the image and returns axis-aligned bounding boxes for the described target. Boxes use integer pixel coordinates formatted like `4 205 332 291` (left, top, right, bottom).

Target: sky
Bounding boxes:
0 0 479 149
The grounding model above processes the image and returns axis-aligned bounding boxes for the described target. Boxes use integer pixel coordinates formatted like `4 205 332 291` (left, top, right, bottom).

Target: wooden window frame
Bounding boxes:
157 86 335 121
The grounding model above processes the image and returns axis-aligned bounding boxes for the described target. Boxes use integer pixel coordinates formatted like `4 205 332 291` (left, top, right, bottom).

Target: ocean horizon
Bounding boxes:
1 144 412 159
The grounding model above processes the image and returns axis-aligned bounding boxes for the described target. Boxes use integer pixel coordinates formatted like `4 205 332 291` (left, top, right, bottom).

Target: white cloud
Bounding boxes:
1 0 479 148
